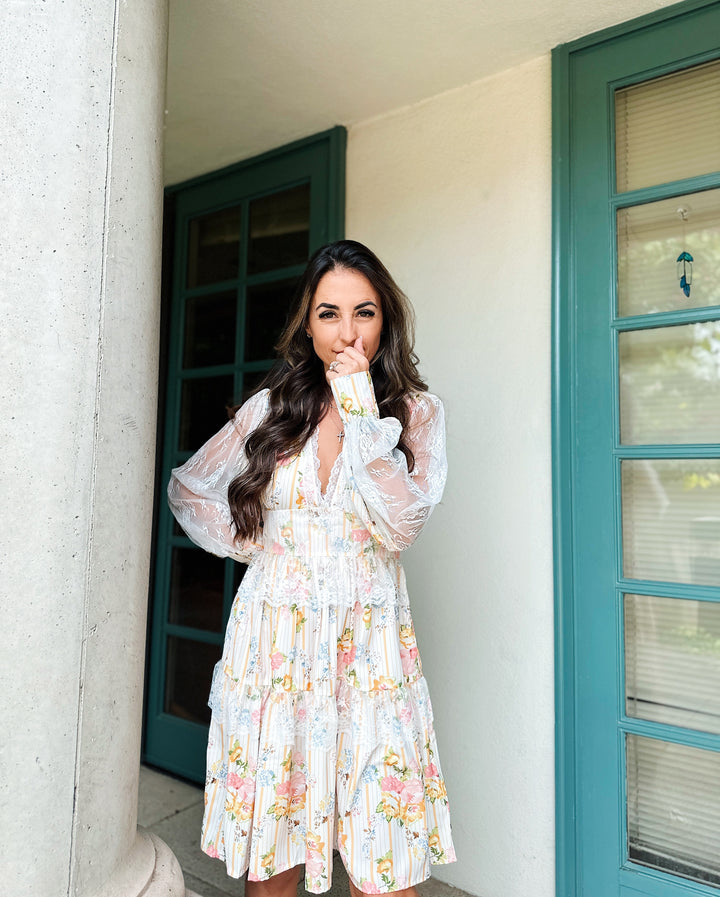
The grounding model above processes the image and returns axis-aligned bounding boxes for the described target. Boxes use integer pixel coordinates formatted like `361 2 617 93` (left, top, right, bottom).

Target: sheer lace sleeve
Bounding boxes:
167 390 269 563
331 371 447 551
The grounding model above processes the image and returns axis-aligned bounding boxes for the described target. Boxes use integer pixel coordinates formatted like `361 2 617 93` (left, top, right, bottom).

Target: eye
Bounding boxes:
318 310 337 319
357 309 376 318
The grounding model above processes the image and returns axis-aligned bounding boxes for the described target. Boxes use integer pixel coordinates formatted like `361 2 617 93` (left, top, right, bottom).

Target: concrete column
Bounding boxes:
0 2 183 895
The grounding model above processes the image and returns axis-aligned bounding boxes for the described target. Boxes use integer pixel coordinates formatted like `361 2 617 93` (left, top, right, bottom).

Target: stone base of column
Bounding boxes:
96 831 185 897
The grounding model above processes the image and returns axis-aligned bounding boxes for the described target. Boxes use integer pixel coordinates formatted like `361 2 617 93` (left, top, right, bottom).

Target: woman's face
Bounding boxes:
305 267 383 371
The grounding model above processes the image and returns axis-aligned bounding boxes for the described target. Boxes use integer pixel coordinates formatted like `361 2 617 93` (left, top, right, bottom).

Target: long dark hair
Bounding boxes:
228 240 427 541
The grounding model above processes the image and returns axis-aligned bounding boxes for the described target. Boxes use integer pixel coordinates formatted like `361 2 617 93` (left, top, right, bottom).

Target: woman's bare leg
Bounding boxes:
245 864 303 897
348 879 419 897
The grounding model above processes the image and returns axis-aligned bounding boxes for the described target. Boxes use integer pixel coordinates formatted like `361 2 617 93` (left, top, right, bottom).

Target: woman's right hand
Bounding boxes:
326 336 369 383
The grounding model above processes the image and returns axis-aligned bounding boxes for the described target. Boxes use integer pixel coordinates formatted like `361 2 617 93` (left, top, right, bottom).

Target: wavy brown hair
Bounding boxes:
228 240 427 542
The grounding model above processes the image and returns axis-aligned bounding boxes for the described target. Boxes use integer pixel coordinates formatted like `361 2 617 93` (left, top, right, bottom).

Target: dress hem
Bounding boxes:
200 846 456 895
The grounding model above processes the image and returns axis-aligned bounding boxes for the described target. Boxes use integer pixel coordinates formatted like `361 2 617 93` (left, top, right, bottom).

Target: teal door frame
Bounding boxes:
552 2 720 895
143 127 346 782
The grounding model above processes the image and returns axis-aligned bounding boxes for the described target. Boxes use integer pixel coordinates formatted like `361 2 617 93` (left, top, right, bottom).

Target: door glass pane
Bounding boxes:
183 290 237 368
619 322 720 444
616 188 720 316
164 636 217 725
626 734 720 886
239 370 269 405
244 278 298 362
247 184 310 274
622 459 720 586
615 59 720 193
169 547 224 632
187 206 241 288
179 374 234 451
625 594 720 733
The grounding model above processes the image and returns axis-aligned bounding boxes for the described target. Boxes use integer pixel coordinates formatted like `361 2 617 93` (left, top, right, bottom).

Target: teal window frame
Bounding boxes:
143 127 346 782
552 2 720 895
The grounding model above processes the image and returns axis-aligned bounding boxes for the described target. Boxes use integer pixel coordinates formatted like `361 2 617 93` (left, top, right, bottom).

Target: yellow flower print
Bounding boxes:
383 749 401 768
427 826 447 863
337 627 354 654
228 740 244 764
342 397 354 413
375 849 397 890
260 846 276 875
400 802 424 824
281 526 293 539
225 793 254 821
282 674 294 692
377 795 399 819
306 831 325 853
399 624 416 650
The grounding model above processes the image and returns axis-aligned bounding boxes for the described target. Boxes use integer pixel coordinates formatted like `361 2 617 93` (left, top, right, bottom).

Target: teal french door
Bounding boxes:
144 128 345 782
554 3 720 895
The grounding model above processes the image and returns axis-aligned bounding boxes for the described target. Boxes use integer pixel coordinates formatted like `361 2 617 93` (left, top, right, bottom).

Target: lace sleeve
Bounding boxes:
167 390 269 562
331 371 447 551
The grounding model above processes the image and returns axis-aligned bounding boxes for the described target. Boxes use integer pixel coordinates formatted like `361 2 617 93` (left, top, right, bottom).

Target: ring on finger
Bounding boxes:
329 361 341 372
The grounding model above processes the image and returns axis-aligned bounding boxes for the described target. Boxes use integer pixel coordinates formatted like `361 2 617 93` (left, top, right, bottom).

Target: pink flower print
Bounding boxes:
399 777 424 806
424 762 439 778
400 646 419 676
236 777 256 804
296 705 306 721
361 882 382 894
251 709 261 725
292 751 305 767
289 770 306 812
205 843 220 859
380 775 403 794
270 651 284 671
271 541 284 555
337 644 356 675
399 704 412 725
305 849 324 878
226 772 242 790
305 832 326 878
351 528 370 542
275 780 291 797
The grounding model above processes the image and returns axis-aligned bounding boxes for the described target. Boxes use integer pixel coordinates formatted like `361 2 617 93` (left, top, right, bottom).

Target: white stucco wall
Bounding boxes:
346 55 554 897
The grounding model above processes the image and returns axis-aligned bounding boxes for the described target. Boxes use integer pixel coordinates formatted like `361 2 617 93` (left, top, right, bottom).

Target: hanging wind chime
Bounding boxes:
676 206 693 298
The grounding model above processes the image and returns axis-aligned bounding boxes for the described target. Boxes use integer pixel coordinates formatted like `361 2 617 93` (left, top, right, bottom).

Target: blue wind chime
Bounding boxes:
676 206 693 298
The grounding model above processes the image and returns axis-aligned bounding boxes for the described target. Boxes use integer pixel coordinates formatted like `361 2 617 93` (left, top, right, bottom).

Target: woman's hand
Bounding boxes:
326 336 369 382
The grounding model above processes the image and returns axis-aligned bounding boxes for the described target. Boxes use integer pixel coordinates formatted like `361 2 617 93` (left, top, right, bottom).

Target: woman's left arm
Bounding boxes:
331 371 447 550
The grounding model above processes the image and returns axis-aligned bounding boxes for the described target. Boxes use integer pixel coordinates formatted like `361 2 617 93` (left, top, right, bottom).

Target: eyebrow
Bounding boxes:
315 300 378 311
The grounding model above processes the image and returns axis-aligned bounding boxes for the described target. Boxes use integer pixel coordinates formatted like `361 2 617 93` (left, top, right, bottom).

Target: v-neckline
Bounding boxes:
311 428 344 502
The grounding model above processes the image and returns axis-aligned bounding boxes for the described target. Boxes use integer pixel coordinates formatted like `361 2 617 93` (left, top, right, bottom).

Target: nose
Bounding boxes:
339 314 358 344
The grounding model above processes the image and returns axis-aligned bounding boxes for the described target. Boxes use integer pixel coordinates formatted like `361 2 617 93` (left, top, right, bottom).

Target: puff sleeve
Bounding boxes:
167 389 269 563
330 371 447 550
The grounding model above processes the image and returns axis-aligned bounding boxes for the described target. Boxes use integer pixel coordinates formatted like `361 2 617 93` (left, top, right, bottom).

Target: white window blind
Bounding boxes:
616 58 720 192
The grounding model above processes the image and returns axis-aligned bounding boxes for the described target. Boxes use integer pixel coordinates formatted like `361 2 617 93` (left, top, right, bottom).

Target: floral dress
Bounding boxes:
168 370 456 894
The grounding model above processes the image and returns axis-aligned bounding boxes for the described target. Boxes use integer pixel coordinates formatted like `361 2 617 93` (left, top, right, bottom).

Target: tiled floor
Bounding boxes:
138 766 470 897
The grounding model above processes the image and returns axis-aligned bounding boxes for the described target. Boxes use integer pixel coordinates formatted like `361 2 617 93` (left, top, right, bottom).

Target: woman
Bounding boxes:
168 240 455 896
